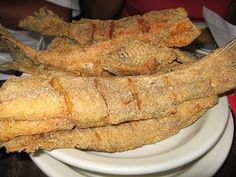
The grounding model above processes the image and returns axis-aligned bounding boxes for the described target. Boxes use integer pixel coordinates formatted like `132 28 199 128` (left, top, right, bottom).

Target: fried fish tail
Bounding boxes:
2 96 217 153
0 24 41 71
0 24 36 55
19 7 68 37
185 39 236 94
202 39 236 94
173 49 196 64
0 24 80 76
157 38 236 95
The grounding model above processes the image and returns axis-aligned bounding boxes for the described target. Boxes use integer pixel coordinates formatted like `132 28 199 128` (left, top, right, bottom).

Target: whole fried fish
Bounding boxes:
0 39 235 129
1 96 217 152
0 24 179 76
19 7 200 47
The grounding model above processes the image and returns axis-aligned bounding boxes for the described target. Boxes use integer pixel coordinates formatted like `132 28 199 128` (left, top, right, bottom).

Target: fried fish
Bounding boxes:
0 39 235 128
0 39 235 153
19 7 200 47
1 96 217 152
0 24 180 76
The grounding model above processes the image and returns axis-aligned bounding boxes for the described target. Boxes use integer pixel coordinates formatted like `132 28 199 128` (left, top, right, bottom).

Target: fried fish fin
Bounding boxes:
19 7 68 37
174 49 197 64
160 38 236 94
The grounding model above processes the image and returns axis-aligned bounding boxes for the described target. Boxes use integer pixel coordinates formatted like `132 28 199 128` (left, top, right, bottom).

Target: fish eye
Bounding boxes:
119 52 128 61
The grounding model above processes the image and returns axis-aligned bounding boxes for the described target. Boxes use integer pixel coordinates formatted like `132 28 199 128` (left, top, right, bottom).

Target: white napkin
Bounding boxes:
203 6 236 47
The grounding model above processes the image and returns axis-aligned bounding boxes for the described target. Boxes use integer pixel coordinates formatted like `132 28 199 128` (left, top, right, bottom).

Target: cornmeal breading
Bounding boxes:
0 24 179 76
2 96 217 152
0 76 67 121
0 8 235 154
0 39 236 127
0 6 201 77
19 7 200 47
0 119 74 142
0 75 214 126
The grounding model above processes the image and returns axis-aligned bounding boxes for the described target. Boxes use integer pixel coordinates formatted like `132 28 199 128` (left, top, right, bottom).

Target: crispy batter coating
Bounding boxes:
0 36 236 153
0 76 67 121
0 119 74 142
2 96 217 153
0 39 236 126
0 75 214 125
1 24 179 76
19 7 200 47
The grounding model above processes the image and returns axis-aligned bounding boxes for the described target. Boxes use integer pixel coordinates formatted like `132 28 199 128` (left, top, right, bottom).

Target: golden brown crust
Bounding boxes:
0 119 74 142
1 24 179 77
1 39 236 153
0 76 67 121
2 96 217 153
0 74 214 126
19 7 200 47
1 37 236 124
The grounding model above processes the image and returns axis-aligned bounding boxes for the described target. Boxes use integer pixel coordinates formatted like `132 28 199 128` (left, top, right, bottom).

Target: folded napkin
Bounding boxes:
203 6 236 115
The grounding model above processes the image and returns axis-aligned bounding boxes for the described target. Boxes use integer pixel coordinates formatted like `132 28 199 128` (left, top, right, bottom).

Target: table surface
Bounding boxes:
0 77 235 177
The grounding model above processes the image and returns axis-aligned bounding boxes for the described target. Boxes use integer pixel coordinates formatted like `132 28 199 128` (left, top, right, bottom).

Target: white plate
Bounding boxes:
30 112 234 177
45 97 229 175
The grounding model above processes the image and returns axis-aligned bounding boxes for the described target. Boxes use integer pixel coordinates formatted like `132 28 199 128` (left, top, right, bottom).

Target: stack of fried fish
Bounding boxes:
0 7 236 153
